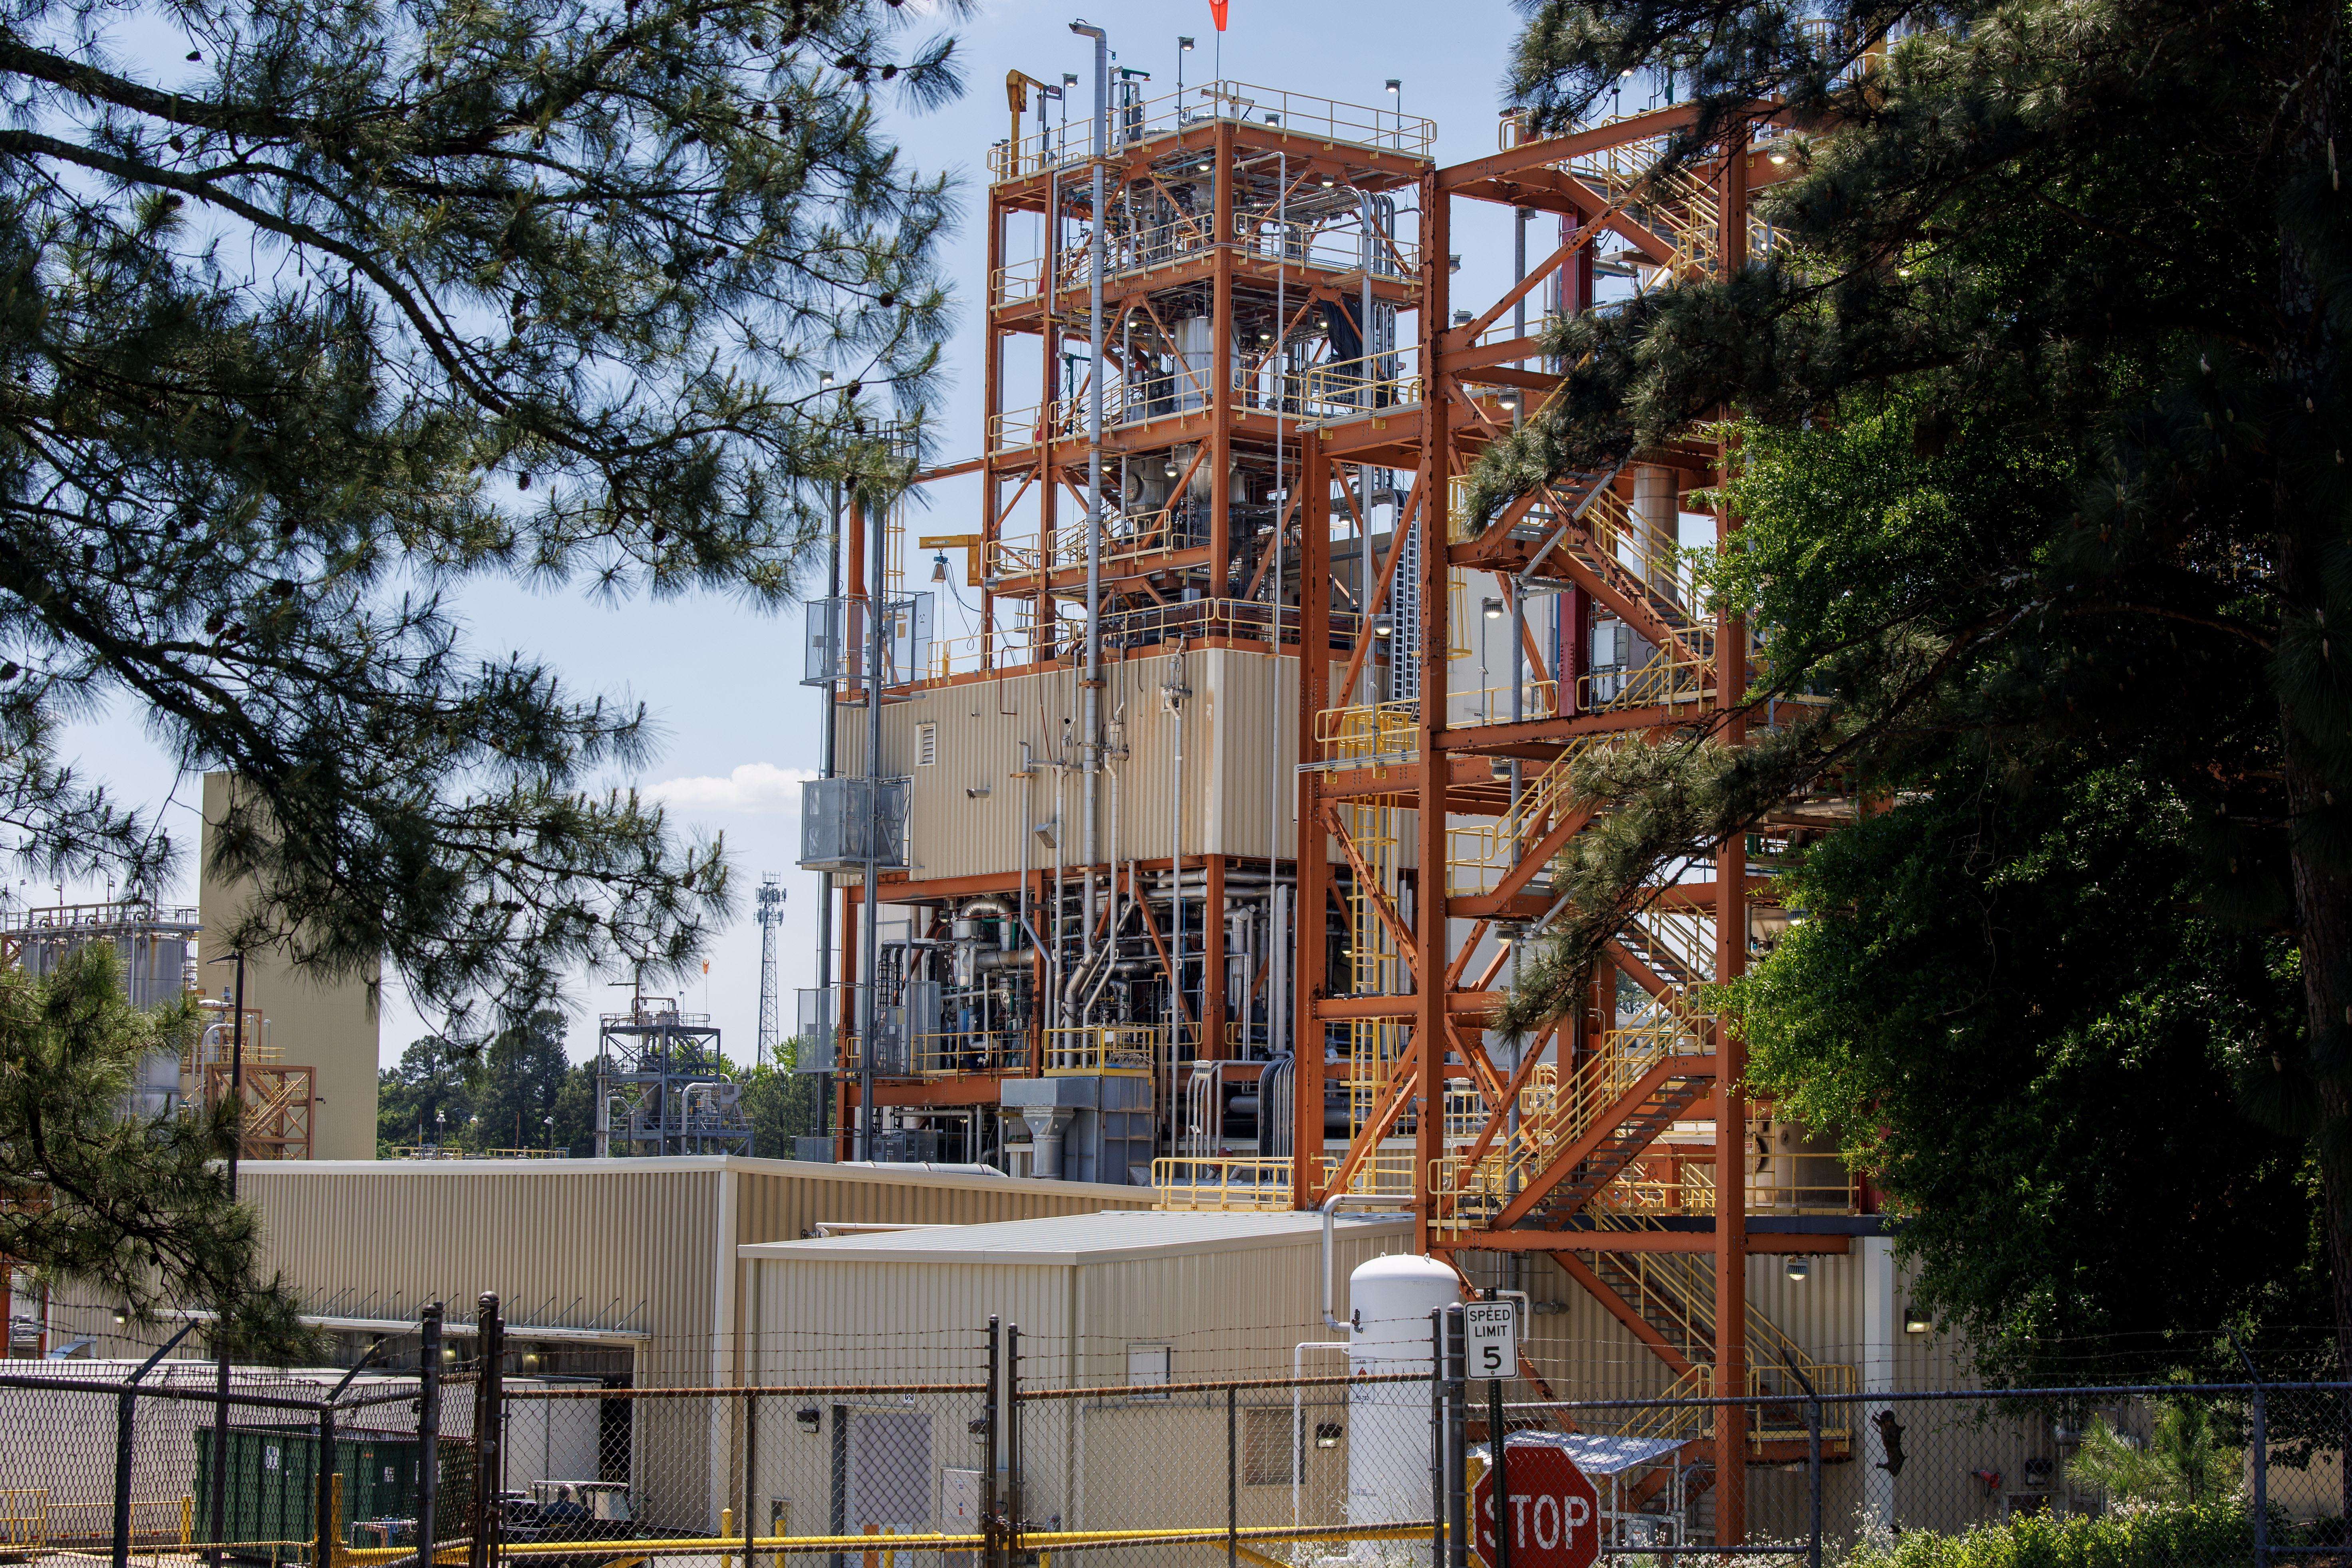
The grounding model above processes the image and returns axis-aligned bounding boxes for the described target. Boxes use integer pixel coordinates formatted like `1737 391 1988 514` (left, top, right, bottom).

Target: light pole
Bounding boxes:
542 1115 555 1156
200 950 245 1568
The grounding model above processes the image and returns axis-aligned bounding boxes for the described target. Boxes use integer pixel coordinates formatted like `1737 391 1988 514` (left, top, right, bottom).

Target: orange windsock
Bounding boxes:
1209 0 1228 29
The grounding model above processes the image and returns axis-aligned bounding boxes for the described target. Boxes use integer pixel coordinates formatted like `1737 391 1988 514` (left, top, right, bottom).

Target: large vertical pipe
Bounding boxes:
860 486 884 1159
1295 431 1331 1197
1413 167 1450 1250
1357 193 1377 700
816 470 842 1151
1071 21 1109 974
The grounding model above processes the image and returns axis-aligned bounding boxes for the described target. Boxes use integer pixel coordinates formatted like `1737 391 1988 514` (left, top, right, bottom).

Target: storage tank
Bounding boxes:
1347 1253 1460 1532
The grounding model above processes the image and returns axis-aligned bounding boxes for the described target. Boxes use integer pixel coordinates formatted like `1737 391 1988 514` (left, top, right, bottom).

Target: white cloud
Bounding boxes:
642 763 818 815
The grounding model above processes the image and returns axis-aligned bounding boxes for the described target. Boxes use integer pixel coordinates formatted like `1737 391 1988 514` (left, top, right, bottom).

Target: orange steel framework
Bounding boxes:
832 78 1864 1542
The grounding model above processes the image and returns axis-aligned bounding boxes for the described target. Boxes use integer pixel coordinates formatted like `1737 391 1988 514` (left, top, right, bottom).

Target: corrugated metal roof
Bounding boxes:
276 1155 1139 1199
739 1208 1411 1266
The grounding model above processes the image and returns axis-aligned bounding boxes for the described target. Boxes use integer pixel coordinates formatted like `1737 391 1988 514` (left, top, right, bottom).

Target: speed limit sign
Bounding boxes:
1465 1300 1518 1379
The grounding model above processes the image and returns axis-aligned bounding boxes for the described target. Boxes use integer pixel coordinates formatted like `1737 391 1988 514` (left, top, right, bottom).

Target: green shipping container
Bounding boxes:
191 1426 477 1562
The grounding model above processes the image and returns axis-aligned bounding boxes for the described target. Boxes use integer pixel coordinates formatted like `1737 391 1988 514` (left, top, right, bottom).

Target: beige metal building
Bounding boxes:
198 772 381 1160
740 1210 1418 1544
49 1157 1156 1386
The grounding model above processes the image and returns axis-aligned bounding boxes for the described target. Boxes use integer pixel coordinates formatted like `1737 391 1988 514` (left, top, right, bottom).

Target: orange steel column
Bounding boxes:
1295 430 1333 1198
1209 117 1237 596
1038 175 1059 637
1413 167 1452 1251
1710 131 1753 1547
981 183 1004 670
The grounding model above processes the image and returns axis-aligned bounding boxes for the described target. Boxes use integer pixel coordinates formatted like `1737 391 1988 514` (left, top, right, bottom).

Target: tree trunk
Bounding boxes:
2274 0 2348 1519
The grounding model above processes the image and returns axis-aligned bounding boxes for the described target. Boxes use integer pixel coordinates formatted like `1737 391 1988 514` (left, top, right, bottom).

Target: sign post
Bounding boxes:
1472 1445 1599 1568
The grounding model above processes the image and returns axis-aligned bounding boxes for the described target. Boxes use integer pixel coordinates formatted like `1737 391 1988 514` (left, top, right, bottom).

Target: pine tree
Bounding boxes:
0 0 967 1035
0 944 315 1355
1487 0 2352 1367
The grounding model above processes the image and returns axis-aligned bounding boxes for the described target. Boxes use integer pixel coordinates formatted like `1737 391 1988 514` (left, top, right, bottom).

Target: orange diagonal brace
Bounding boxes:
1488 1052 1714 1230
1444 1021 1559 1182
1491 803 1597 906
1318 1029 1421 1202
1325 804 1420 980
1552 1251 1699 1378
1603 936 1675 1000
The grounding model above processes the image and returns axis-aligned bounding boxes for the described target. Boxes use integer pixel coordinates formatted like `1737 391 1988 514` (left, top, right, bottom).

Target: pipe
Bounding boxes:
1053 758 1067 1027
816 465 843 1152
1152 869 1295 886
1270 883 1290 1063
860 484 884 1160
1167 654 1187 1053
1358 191 1376 698
1073 18 1109 968
1321 1193 1418 1332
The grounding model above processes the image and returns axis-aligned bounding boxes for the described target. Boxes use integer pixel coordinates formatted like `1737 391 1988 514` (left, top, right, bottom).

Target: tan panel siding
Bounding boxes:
748 1258 1067 1385
199 774 381 1159
236 1161 723 1389
221 1160 1150 1391
868 652 1305 884
733 1167 1147 1246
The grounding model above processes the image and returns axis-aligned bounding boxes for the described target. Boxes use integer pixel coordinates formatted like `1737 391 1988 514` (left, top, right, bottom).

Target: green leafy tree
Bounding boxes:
549 1059 600 1156
1738 753 2323 1382
1484 0 2352 1372
0 944 314 1354
467 1009 572 1153
375 1034 474 1153
737 1047 818 1157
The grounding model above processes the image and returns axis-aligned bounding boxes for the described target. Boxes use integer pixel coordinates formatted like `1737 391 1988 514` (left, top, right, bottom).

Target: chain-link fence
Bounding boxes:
9 1300 2352 1568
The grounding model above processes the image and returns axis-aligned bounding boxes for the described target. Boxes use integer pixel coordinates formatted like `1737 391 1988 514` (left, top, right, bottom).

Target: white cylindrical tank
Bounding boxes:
1347 1253 1460 1530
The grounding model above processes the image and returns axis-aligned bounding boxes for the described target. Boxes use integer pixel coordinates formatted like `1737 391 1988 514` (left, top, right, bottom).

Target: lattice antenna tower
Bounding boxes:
755 874 787 1069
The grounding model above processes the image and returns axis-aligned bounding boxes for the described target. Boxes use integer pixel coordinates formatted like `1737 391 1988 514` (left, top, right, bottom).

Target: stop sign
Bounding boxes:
1473 1443 1600 1568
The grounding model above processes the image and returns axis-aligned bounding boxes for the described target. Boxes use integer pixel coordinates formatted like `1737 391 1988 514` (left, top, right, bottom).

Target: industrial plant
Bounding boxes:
7 32 1957 1566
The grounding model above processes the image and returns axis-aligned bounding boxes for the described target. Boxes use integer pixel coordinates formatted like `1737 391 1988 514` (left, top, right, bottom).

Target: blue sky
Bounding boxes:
65 0 1637 1066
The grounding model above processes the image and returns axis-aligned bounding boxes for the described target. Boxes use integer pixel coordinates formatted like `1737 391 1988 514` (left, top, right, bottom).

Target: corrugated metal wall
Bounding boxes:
220 1159 1150 1390
842 651 1325 883
745 1219 1414 1386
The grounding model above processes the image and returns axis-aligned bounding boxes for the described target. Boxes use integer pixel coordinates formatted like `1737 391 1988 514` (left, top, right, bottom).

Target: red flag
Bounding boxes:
1209 0 1228 29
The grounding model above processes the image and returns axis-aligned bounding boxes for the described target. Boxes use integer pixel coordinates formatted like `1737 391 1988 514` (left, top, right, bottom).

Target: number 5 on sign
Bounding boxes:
1465 1301 1518 1379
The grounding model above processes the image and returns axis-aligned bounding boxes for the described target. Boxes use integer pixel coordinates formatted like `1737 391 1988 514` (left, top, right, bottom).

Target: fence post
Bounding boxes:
1430 1310 1444 1568
317 1401 339 1568
470 1294 505 1568
2235 1334 2267 1568
1006 1324 1023 1568
1488 1376 1510 1568
1226 1384 1238 1568
744 1382 759 1568
417 1304 442 1568
1444 1304 1467 1568
1806 1395 1822 1568
984 1317 1001 1568
115 1320 199 1568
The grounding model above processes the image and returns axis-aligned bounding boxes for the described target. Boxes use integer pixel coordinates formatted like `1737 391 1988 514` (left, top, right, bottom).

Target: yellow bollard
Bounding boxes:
721 1508 734 1568
180 1496 193 1548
